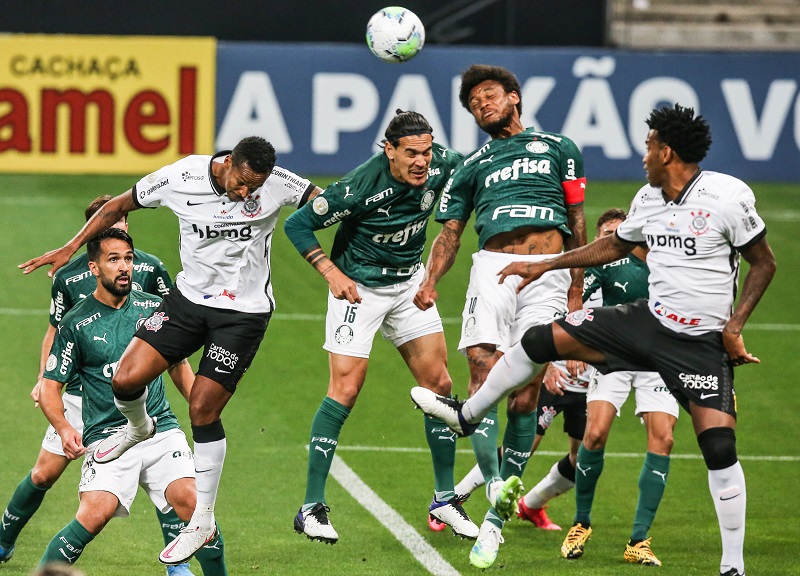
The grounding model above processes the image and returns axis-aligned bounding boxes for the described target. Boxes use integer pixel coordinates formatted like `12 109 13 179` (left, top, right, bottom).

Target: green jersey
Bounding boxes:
436 129 586 249
43 290 179 447
583 253 649 306
49 249 173 395
285 143 462 286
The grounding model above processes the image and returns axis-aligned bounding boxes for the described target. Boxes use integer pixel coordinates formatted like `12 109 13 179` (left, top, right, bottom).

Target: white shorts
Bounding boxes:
42 392 84 457
80 428 195 518
458 251 570 353
587 371 680 418
324 266 443 358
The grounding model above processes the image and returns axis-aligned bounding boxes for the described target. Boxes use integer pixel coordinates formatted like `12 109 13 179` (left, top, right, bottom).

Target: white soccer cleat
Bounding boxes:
487 476 524 521
469 520 504 569
159 523 218 565
409 387 478 436
93 417 156 464
294 503 339 544
429 494 480 539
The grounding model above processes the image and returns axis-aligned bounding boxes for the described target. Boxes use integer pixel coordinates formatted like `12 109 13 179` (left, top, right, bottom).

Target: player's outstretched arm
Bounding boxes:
414 219 466 310
498 234 634 292
723 236 777 366
19 190 139 276
40 377 84 460
564 203 588 312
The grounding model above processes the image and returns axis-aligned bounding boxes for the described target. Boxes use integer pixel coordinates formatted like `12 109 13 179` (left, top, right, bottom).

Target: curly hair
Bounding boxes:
646 104 711 164
231 136 276 175
458 64 522 116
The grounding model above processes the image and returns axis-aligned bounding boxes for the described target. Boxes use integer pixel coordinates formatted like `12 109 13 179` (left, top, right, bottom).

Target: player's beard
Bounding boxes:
477 108 514 138
102 274 132 297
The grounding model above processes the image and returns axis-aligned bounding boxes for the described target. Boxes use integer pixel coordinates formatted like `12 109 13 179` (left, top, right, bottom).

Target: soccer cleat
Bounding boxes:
159 523 218 565
429 494 480 539
409 387 478 436
720 570 745 576
469 521 504 569
0 543 14 563
428 513 447 532
166 562 195 576
93 417 157 464
294 503 339 544
517 499 561 530
487 476 524 521
624 538 662 566
561 523 592 559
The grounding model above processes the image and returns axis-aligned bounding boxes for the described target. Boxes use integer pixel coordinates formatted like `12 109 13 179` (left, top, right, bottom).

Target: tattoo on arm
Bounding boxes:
424 220 465 285
301 245 336 276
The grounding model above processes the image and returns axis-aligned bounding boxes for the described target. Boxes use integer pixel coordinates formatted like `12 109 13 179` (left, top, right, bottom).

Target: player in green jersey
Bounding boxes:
37 228 226 574
0 197 206 576
414 64 588 568
548 209 678 565
285 110 480 544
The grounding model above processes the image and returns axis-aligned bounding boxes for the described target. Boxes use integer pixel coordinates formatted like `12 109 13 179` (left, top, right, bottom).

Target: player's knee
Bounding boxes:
520 324 559 364
30 466 58 489
697 426 737 470
582 424 608 450
647 427 674 454
166 480 197 522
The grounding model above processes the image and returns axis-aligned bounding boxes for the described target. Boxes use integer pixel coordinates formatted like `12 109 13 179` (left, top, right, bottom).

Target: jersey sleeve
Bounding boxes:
268 166 315 209
284 180 357 254
558 136 586 205
615 187 650 244
721 185 767 250
43 323 81 384
582 266 602 302
436 164 474 222
49 272 72 327
145 257 174 297
132 163 175 208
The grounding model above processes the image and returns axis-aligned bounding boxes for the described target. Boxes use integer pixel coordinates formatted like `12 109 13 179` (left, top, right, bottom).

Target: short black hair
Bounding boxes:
646 104 712 164
459 64 523 115
231 136 276 175
596 208 627 230
87 228 134 262
384 109 433 147
85 195 113 221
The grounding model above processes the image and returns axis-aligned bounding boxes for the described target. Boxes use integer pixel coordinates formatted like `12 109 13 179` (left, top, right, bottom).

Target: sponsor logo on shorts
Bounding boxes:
79 465 96 488
538 406 556 430
464 316 477 337
172 451 193 459
144 312 170 332
334 325 354 345
679 372 719 390
565 309 594 326
207 343 238 371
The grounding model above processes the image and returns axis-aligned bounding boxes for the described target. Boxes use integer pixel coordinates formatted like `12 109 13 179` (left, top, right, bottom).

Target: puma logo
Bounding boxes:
576 463 591 476
506 458 524 471
314 445 332 458
438 433 457 443
652 470 667 482
614 281 629 292
1 518 10 530
59 549 77 562
376 206 391 218
479 155 494 164
344 186 353 199
93 333 107 343
474 427 489 438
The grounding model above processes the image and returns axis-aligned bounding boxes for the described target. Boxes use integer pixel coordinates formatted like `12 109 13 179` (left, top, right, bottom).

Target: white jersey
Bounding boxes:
616 170 766 335
133 152 313 313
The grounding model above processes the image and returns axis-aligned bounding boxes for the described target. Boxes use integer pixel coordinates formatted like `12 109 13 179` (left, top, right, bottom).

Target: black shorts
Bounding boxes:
555 299 736 417
536 387 587 439
135 289 271 393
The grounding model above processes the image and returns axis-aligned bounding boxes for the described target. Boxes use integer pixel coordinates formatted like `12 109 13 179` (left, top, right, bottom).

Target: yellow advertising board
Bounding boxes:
0 34 216 174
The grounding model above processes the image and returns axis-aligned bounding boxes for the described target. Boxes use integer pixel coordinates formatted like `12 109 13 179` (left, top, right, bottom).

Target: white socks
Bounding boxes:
523 460 575 509
192 438 227 530
114 388 150 430
455 462 486 496
462 344 542 423
709 461 746 575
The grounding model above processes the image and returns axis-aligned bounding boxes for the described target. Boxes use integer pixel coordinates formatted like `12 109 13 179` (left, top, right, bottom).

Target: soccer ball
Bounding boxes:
366 7 425 63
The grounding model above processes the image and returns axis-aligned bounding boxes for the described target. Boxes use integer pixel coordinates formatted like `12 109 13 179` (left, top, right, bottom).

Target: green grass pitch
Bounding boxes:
0 175 797 575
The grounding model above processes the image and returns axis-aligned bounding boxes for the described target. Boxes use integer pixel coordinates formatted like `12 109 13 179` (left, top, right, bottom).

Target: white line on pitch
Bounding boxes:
335 445 800 462
328 455 461 576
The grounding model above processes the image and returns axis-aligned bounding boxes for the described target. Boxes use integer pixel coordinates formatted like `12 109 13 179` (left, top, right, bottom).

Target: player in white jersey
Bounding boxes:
20 137 323 565
411 104 776 576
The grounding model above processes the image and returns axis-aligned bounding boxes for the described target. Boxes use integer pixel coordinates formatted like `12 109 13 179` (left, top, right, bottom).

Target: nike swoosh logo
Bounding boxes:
720 493 740 501
95 445 118 459
700 393 719 399
186 200 204 206
196 468 213 473
214 366 231 373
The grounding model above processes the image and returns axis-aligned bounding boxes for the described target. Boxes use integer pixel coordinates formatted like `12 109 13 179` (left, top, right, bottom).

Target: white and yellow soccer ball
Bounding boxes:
366 6 425 63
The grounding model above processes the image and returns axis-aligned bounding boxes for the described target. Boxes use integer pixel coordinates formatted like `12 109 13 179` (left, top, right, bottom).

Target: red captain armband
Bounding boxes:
562 177 586 205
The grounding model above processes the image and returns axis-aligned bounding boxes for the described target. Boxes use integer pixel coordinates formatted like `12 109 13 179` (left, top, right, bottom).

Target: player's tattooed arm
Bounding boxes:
564 203 588 312
300 244 362 304
414 219 466 310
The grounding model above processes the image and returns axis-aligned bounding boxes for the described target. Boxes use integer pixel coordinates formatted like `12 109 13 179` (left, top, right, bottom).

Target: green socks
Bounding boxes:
499 410 537 480
39 519 93 566
424 415 456 500
0 472 49 549
631 452 670 540
304 396 350 506
471 407 501 482
574 444 605 526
